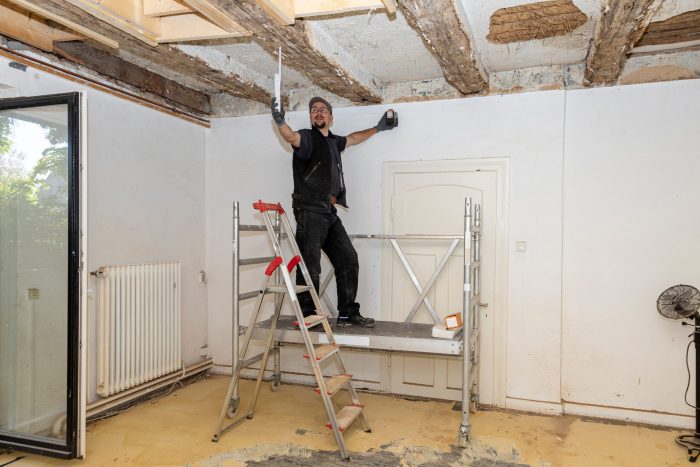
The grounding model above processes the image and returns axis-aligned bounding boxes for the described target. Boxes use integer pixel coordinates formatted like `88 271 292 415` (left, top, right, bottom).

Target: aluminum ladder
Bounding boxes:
211 200 370 460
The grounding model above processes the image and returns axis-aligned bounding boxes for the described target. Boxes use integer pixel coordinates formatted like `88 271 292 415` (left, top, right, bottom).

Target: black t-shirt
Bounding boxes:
293 129 347 196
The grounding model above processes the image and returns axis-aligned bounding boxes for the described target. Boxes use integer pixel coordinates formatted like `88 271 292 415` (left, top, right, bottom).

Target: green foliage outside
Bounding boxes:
0 113 69 262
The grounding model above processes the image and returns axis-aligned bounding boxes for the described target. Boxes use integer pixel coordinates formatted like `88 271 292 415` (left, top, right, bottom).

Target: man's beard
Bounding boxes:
313 120 327 129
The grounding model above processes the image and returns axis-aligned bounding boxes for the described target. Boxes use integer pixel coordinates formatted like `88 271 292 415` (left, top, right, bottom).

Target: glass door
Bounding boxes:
0 93 81 458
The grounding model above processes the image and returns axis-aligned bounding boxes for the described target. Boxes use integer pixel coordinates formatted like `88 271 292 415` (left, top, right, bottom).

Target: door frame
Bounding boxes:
0 92 83 458
381 158 510 406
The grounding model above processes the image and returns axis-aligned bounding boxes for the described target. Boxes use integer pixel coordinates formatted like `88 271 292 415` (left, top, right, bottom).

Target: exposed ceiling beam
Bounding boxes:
584 0 664 86
27 0 271 103
255 0 294 25
0 2 55 52
63 0 250 46
208 0 382 103
635 9 700 49
4 0 118 49
143 0 192 17
180 0 250 34
381 0 396 14
156 13 248 43
398 0 487 95
256 0 395 24
63 0 161 47
54 41 211 114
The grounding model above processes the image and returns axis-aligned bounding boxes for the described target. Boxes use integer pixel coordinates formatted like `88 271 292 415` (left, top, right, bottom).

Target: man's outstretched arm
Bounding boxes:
271 97 301 148
346 110 397 148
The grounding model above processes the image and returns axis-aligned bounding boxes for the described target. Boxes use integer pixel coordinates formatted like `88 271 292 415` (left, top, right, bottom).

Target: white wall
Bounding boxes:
0 57 208 403
562 80 700 425
206 78 700 428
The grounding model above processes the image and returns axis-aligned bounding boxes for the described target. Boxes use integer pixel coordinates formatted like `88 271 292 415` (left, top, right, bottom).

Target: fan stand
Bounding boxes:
677 314 700 462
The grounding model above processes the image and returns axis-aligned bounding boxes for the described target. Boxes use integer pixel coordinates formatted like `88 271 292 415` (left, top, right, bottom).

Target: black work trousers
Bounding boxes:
293 208 360 318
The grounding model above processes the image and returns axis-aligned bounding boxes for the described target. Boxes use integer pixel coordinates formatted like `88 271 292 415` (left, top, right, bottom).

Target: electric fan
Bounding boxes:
657 285 700 462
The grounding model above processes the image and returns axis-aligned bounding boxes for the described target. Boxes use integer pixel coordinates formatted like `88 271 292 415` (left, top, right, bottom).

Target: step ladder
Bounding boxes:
211 200 371 460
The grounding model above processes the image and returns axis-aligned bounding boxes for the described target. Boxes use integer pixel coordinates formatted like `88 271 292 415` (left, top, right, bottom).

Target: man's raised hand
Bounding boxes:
376 110 398 132
271 97 285 126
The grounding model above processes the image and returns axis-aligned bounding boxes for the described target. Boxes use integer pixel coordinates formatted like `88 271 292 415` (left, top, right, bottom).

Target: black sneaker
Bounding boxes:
302 309 318 318
337 314 375 328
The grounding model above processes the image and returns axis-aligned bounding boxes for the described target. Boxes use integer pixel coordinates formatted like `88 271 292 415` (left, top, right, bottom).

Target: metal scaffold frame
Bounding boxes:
228 198 482 445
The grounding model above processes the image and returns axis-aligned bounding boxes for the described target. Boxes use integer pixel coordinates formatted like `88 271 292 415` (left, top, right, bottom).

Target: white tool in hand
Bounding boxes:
274 47 282 108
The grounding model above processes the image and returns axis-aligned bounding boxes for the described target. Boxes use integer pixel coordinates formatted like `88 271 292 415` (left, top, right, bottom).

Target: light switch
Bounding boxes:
515 241 527 252
27 288 40 300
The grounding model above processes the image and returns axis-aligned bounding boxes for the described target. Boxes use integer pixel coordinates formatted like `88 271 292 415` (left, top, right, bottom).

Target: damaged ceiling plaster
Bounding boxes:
0 0 698 118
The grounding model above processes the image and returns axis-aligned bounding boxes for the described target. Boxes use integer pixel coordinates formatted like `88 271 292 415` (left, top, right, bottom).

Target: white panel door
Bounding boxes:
383 160 506 405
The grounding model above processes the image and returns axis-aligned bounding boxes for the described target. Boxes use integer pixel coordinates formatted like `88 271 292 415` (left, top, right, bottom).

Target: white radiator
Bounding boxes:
95 262 182 397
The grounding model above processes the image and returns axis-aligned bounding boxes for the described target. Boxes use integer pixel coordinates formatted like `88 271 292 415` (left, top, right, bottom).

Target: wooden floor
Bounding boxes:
0 374 690 466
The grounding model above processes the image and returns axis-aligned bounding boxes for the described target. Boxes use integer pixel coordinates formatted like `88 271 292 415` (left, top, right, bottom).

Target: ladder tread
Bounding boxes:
293 314 327 328
266 284 313 294
326 404 364 432
304 344 338 361
315 374 352 396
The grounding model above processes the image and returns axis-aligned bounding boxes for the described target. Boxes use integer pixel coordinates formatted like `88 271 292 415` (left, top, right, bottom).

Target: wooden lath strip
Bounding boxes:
293 0 383 19
257 0 395 24
381 0 396 14
180 0 251 35
255 0 294 25
4 0 119 49
143 0 192 17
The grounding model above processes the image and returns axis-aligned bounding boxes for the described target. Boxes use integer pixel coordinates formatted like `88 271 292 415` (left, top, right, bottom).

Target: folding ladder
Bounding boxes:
211 200 370 460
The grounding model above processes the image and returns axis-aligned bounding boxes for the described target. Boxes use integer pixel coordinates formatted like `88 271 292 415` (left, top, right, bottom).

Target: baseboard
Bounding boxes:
563 401 694 429
503 397 694 429
505 397 563 415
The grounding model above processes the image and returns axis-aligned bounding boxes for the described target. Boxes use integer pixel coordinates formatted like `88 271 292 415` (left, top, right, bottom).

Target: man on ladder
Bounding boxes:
270 95 398 327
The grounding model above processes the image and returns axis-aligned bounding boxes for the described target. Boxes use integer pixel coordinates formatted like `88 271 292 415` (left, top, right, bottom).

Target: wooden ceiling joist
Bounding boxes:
4 0 118 49
27 0 271 104
0 2 56 52
584 0 664 86
207 0 382 103
181 0 249 34
398 0 487 95
143 0 191 17
635 9 700 48
62 0 250 46
54 41 211 114
256 0 294 25
256 0 396 25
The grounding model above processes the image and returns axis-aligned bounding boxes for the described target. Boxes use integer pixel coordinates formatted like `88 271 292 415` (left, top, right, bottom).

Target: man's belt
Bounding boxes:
291 193 336 211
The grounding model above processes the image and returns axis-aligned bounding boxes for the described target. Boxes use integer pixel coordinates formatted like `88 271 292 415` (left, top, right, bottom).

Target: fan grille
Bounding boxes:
657 285 700 320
